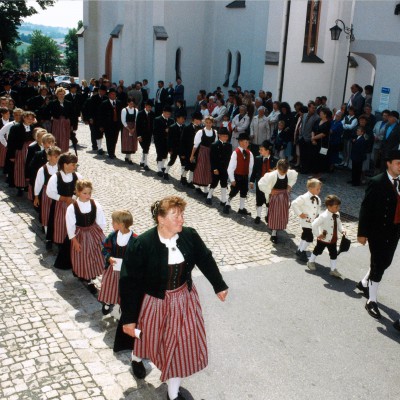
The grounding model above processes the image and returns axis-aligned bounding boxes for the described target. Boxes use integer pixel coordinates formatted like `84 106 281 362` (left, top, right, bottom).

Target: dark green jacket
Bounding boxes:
120 226 228 324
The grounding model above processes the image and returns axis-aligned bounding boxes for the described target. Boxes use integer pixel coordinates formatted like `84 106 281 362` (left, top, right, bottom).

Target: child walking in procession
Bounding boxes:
307 195 345 278
291 178 322 262
249 140 276 224
66 180 106 294
258 158 298 243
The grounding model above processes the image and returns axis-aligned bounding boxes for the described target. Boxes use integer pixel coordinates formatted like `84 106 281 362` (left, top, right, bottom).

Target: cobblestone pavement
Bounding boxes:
0 123 369 399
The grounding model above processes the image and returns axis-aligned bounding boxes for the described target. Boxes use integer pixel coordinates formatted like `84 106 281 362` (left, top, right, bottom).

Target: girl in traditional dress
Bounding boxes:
0 107 10 170
34 146 62 249
258 158 298 243
190 116 216 195
46 152 82 269
121 97 138 165
99 210 137 315
66 180 106 294
120 196 228 400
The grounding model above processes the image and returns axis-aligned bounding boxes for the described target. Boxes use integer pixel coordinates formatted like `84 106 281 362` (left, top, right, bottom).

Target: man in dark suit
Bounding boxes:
65 83 84 147
154 81 168 116
0 81 19 104
347 83 365 116
173 78 184 104
349 126 367 186
99 88 122 159
153 105 174 176
164 113 185 180
380 110 400 171
136 100 155 170
356 149 400 320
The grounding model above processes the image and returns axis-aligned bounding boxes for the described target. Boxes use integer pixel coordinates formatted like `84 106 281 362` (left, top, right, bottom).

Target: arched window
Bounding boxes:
223 50 232 87
302 0 323 62
105 37 113 81
232 51 241 88
175 48 182 80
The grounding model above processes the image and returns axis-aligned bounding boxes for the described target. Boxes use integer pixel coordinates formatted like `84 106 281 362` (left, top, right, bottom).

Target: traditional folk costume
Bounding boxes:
121 106 138 163
207 139 233 205
192 128 217 188
223 145 254 215
258 169 298 241
153 115 175 175
0 120 16 171
249 154 276 223
66 198 106 280
308 209 344 277
34 163 58 233
291 191 321 261
136 108 155 169
25 141 41 201
120 227 228 387
48 99 73 153
179 121 200 186
164 122 184 180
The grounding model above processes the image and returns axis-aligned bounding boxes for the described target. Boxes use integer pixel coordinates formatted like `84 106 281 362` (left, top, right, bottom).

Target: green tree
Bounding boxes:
64 20 82 76
26 30 60 72
0 1 55 51
3 46 20 69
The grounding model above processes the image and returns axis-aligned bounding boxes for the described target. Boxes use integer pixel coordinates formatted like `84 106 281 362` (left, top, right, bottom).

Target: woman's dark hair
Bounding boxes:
127 97 136 105
279 102 291 113
325 194 341 207
320 107 332 120
151 196 187 224
58 152 78 171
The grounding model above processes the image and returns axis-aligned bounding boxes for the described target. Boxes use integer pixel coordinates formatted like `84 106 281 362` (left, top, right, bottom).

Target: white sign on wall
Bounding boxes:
378 87 390 112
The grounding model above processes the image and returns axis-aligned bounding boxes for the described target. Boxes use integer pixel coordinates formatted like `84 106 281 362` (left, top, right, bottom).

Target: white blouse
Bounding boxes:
0 120 17 146
66 198 106 239
117 230 133 247
34 163 58 196
121 107 138 128
46 170 83 201
193 128 215 148
158 233 185 264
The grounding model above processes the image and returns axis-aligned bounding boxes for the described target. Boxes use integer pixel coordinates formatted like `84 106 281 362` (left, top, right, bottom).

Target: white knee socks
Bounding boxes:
96 139 102 149
221 188 227 203
257 206 262 218
329 259 337 271
165 165 171 173
188 171 193 183
181 167 186 177
167 377 181 400
368 281 379 303
207 188 214 199
309 253 317 262
239 197 245 209
271 229 277 237
131 352 142 362
125 154 132 161
361 269 370 287
157 161 162 172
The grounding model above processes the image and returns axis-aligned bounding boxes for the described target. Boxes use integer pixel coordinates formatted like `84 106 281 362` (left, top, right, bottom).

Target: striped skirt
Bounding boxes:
0 143 6 168
51 117 70 153
40 185 52 227
14 141 32 188
268 189 290 230
135 283 208 382
193 145 213 186
98 267 120 305
53 201 69 244
121 122 138 154
71 224 105 280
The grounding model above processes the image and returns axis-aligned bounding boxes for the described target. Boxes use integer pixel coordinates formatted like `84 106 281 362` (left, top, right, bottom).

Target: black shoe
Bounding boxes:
365 301 381 319
223 204 231 214
186 182 195 189
125 158 129 163
264 216 268 224
220 201 226 206
108 155 116 159
140 162 144 167
206 198 212 205
17 189 23 197
167 392 186 400
271 235 277 243
238 208 251 216
45 241 52 251
164 173 169 180
161 168 166 174
128 160 133 165
87 283 98 295
92 146 98 151
102 304 111 315
254 216 261 224
356 281 369 298
144 165 150 171
195 188 203 195
393 319 400 332
157 171 163 177
180 177 187 185
97 149 104 155
296 250 308 262
132 360 146 379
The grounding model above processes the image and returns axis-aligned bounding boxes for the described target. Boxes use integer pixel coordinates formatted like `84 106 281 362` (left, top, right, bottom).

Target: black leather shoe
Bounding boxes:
195 188 203 195
356 281 369 298
97 149 105 155
220 201 226 206
393 319 400 332
87 283 98 295
45 241 52 251
254 216 261 224
128 160 134 165
271 235 278 244
125 158 129 163
296 250 308 262
180 177 187 185
144 165 150 171
164 173 169 180
157 171 163 177
206 198 212 205
102 304 111 315
167 392 186 400
140 162 144 167
132 360 146 379
365 301 381 319
223 204 230 214
238 208 251 216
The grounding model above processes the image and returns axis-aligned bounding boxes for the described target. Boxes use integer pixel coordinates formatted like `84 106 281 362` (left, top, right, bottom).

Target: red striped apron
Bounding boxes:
51 117 70 153
41 184 52 227
14 140 33 188
71 224 105 280
135 283 208 381
121 122 138 154
53 201 68 244
98 268 120 305
268 189 290 230
0 143 6 168
193 145 213 186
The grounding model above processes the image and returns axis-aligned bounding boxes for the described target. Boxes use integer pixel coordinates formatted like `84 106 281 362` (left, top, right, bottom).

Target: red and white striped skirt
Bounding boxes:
51 117 70 153
71 224 105 280
14 141 32 188
27 184 33 201
0 143 6 168
135 283 208 381
40 185 52 227
121 123 138 154
193 145 212 186
268 189 290 230
98 267 120 305
53 200 68 244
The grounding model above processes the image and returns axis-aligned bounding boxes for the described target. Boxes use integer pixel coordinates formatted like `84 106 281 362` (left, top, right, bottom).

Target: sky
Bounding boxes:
25 0 83 28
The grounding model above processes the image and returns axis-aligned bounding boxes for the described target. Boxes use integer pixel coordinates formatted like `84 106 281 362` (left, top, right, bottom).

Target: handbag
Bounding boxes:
338 234 351 255
319 147 328 155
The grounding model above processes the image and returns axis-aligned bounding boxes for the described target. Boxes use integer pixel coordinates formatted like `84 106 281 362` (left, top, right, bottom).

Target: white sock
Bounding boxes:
181 167 186 176
368 281 379 303
157 161 162 172
203 186 209 194
96 139 102 149
257 206 262 218
144 154 148 165
141 153 145 162
221 188 227 203
131 352 142 362
207 188 214 199
165 165 170 173
309 253 317 262
226 197 231 206
271 229 277 236
188 171 193 183
265 207 269 218
162 158 167 169
298 240 306 251
125 154 132 160
44 226 48 234
239 197 246 209
167 377 181 400
330 259 337 271
361 269 370 287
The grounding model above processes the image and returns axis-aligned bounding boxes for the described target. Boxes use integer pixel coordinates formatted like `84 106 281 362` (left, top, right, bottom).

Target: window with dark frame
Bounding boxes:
302 0 324 63
232 51 241 88
223 50 232 87
175 48 182 80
